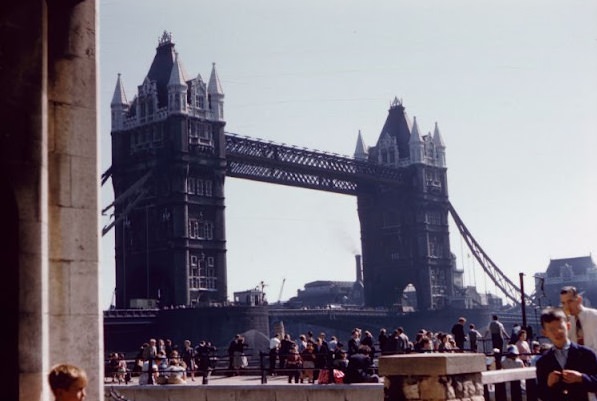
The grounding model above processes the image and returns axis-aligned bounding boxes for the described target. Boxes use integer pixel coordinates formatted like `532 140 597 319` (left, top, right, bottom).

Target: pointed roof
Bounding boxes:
168 52 188 88
545 255 596 278
354 130 368 160
111 73 128 106
375 97 412 158
146 35 177 108
433 122 445 147
408 116 423 145
208 63 224 95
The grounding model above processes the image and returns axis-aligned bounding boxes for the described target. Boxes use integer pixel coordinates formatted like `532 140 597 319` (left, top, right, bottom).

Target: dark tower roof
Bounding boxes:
545 255 596 278
146 32 177 109
376 98 413 159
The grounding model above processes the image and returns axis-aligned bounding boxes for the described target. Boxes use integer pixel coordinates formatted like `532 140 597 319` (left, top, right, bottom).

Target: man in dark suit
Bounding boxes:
451 317 467 350
536 307 597 401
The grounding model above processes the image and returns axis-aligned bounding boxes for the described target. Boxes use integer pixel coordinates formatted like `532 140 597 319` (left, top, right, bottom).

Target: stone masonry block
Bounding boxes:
379 353 486 376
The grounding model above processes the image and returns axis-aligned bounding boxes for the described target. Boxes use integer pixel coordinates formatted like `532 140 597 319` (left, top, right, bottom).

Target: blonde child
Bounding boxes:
48 363 88 401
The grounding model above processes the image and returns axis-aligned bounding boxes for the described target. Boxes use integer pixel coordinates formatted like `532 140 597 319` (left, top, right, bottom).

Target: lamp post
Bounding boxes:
519 272 527 329
146 205 150 300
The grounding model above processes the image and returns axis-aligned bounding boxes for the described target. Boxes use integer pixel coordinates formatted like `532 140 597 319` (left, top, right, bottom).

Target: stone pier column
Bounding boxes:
378 353 486 401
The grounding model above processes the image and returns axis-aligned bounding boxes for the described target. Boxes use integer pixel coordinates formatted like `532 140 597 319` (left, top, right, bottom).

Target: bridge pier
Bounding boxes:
379 353 486 401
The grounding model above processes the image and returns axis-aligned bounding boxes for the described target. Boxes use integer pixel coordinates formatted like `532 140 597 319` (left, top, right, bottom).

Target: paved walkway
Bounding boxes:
105 373 384 387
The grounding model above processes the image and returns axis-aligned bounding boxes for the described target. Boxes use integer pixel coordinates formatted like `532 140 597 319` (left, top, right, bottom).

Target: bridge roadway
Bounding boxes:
106 373 384 401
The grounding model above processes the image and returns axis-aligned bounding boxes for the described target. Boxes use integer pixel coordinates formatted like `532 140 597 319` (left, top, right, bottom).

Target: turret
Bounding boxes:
167 52 188 113
111 73 129 131
354 130 368 161
408 116 424 164
208 63 224 121
433 122 446 167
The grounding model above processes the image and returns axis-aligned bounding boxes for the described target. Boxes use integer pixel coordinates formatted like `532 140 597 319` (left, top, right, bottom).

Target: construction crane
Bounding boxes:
277 278 286 305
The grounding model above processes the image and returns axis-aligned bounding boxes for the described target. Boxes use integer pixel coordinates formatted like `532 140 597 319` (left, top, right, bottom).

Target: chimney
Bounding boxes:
355 254 363 284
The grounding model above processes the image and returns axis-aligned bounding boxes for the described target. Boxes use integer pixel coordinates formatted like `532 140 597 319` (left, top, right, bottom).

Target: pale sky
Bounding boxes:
99 0 597 309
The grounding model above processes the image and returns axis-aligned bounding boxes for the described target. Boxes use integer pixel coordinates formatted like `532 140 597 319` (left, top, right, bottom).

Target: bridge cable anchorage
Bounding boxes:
101 168 155 236
101 165 113 186
447 202 536 308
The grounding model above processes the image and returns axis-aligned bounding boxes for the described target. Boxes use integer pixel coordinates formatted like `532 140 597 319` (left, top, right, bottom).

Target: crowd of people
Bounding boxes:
123 337 219 385
99 284 597 399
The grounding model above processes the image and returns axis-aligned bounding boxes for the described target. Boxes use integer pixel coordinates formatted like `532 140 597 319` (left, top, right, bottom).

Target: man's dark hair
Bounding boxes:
358 345 371 354
492 314 498 320
560 286 579 297
540 307 567 328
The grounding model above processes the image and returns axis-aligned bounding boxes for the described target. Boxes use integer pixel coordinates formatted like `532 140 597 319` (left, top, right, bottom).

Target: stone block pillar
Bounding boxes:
378 353 486 401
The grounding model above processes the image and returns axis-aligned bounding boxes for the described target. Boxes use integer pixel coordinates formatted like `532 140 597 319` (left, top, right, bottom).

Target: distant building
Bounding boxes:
234 288 266 306
535 255 597 307
287 280 360 308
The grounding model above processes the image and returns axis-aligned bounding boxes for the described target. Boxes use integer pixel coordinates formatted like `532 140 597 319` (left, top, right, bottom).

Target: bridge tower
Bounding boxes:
356 98 454 310
110 32 228 308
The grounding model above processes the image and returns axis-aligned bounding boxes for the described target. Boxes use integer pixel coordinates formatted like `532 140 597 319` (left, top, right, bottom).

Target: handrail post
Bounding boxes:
260 351 267 384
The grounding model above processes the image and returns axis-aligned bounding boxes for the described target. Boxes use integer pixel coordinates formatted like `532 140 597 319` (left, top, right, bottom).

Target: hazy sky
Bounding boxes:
99 0 597 309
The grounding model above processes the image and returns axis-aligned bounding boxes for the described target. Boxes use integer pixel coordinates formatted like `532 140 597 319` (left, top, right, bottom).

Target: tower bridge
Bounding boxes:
103 32 530 318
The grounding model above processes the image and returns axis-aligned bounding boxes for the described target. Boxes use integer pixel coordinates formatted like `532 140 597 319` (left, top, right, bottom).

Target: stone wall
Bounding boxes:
379 353 486 401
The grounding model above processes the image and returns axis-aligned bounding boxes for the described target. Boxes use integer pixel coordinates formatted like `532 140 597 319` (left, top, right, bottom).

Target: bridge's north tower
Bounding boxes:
110 32 228 308
356 98 454 310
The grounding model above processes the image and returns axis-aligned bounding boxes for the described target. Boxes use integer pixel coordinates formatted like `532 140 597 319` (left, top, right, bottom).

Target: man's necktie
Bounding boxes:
576 317 584 345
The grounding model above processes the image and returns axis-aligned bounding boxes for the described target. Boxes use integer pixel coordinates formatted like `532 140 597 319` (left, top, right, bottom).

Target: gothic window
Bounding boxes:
187 177 196 194
424 138 435 159
426 210 442 225
195 94 204 109
189 253 217 290
196 179 204 196
188 218 213 240
189 219 199 238
189 121 199 144
205 180 213 197
427 235 443 257
200 124 212 144
189 254 200 289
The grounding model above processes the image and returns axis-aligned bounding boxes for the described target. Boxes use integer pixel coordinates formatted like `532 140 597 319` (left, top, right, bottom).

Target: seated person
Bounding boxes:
332 350 349 371
139 352 167 385
166 356 187 384
343 345 379 384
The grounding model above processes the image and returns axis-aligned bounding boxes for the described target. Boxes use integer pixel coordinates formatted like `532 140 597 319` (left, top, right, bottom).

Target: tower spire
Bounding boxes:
167 52 188 113
433 122 446 167
409 116 424 163
208 62 224 95
111 73 127 106
354 130 368 161
208 62 225 120
111 74 129 131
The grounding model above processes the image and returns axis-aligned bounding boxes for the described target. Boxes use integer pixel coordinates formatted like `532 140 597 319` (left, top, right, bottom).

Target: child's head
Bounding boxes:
48 363 88 401
505 345 520 359
540 307 570 348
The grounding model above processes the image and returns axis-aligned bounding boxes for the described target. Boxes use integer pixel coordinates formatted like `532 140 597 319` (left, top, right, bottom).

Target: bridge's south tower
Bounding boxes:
356 98 454 310
110 32 227 308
